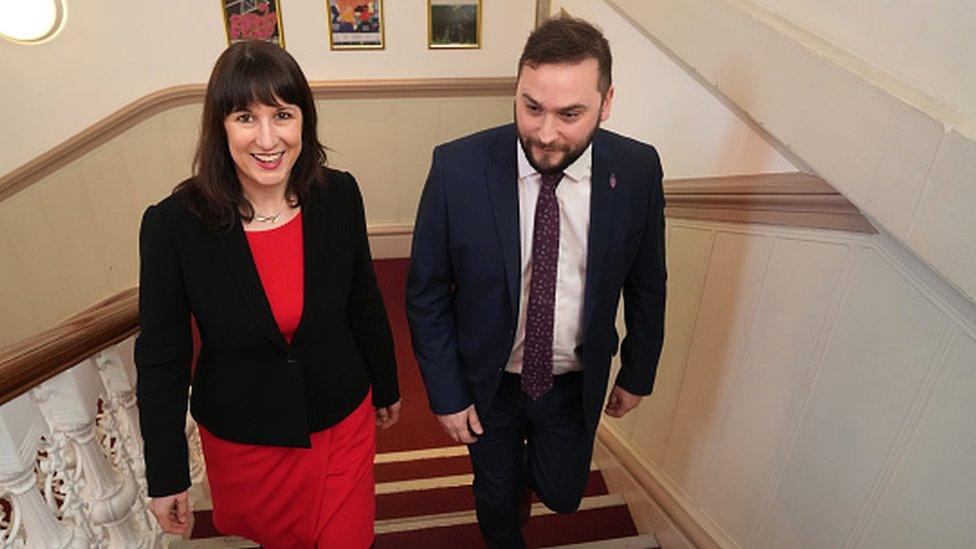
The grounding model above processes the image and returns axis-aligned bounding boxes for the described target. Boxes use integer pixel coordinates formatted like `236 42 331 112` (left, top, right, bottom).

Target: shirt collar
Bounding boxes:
517 139 593 183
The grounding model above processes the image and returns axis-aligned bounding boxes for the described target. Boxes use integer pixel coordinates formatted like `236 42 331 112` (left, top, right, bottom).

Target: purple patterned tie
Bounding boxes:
522 171 563 400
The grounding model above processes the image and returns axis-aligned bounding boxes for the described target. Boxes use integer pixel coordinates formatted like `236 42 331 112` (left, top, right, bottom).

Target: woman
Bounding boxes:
135 40 400 547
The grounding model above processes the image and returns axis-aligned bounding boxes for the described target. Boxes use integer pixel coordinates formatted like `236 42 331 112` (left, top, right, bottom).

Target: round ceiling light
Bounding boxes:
0 0 67 44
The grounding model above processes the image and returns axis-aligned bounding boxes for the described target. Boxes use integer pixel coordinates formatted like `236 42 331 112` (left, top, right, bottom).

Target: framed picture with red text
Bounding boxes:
221 0 285 48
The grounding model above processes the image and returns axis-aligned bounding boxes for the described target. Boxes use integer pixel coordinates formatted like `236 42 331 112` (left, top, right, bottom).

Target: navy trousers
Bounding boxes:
468 372 594 548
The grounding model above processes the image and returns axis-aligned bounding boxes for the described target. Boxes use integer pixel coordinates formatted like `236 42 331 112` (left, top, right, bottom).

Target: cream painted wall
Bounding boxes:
606 0 976 307
562 2 976 544
551 0 795 178
605 218 976 548
749 0 976 125
0 94 514 347
0 0 534 176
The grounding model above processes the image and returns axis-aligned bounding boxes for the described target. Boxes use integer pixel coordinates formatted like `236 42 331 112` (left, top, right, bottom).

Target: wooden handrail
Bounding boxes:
664 172 875 233
0 288 138 406
0 77 517 204
0 174 872 406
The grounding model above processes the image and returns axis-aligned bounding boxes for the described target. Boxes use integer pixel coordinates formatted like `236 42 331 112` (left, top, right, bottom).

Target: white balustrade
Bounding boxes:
0 392 88 548
0 338 176 548
92 345 160 542
94 345 144 477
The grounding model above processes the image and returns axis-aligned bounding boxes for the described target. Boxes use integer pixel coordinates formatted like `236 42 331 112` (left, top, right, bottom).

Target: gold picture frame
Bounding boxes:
535 0 552 28
221 0 285 48
327 0 385 50
427 0 482 49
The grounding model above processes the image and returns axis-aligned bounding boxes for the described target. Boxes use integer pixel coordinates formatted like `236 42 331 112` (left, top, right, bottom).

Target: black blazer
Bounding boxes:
135 168 399 497
407 125 666 440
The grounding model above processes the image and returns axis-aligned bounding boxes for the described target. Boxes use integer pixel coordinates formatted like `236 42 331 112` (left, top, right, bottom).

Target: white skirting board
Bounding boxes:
367 225 413 259
596 424 724 549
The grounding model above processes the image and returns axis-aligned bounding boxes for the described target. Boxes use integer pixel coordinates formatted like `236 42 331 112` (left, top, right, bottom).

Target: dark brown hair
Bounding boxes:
179 40 326 229
518 16 613 95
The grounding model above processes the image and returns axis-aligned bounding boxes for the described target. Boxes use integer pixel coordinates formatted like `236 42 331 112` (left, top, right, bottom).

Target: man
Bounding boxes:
407 16 666 548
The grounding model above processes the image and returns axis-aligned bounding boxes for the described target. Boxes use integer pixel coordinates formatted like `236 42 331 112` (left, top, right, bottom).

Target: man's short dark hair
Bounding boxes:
518 16 613 95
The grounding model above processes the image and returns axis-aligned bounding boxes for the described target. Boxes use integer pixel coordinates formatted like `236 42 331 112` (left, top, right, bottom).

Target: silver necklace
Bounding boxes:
254 209 284 223
253 201 288 223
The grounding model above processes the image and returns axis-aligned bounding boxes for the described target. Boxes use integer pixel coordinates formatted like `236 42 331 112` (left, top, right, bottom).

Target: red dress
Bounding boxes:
198 211 376 548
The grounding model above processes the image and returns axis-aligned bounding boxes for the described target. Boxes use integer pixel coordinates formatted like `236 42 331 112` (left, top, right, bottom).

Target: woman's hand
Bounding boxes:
375 399 402 429
149 490 191 535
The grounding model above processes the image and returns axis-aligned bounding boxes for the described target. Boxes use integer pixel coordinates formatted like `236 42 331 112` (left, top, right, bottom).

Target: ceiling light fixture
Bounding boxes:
0 0 67 44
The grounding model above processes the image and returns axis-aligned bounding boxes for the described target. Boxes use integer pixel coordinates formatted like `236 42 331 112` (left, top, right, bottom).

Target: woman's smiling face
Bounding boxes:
224 99 303 194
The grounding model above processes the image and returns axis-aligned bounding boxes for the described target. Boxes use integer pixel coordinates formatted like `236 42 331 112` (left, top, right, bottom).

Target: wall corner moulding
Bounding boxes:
0 0 67 44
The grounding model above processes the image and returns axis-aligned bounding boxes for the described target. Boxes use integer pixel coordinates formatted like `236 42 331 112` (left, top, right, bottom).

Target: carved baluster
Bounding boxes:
0 392 88 548
36 398 107 548
93 346 161 548
33 359 142 548
94 343 144 478
43 434 100 546
102 339 164 539
97 401 160 549
0 488 26 548
1 473 59 548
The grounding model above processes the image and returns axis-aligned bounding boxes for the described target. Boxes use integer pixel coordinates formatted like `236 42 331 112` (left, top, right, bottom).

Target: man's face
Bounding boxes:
515 58 613 174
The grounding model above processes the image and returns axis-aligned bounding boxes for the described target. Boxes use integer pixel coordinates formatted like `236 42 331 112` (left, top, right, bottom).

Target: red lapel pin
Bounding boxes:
609 174 617 189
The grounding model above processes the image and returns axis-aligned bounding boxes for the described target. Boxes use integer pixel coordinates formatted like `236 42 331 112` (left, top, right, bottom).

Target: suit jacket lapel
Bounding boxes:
485 126 521 327
215 216 290 353
583 131 621 335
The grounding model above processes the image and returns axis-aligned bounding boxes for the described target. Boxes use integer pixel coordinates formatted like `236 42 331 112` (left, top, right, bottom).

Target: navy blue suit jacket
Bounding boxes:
406 124 666 438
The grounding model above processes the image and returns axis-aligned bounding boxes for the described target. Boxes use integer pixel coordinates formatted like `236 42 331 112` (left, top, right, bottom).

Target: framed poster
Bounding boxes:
221 0 285 47
327 0 385 50
428 0 481 49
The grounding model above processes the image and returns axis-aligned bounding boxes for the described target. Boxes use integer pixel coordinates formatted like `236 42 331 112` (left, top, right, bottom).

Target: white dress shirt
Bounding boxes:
506 140 592 375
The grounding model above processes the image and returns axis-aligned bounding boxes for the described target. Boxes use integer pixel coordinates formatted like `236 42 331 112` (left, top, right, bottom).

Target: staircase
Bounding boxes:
173 445 656 548
171 259 658 548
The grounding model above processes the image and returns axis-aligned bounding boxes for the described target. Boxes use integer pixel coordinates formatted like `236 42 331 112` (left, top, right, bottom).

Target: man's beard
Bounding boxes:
517 121 600 176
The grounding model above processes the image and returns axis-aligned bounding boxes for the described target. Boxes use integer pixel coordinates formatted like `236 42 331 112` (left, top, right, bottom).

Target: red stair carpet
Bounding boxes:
184 258 640 548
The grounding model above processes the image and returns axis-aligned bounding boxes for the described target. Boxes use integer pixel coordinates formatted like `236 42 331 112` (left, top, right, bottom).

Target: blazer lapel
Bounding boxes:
288 187 321 347
582 131 622 335
485 126 521 327
215 218 290 353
